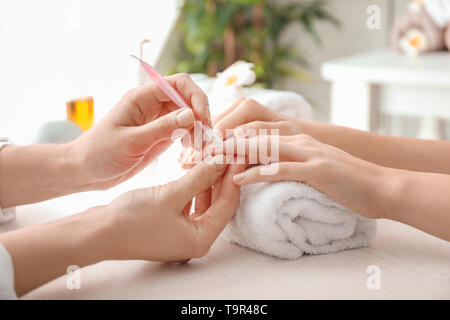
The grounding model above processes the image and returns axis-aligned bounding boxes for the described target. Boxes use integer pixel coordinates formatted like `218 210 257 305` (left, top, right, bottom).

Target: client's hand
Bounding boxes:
70 73 211 190
179 98 302 169
213 98 302 138
0 158 244 295
219 134 389 220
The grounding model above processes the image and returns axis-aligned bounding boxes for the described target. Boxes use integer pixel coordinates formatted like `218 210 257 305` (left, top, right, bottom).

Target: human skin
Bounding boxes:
0 73 247 296
213 98 450 241
0 160 244 296
0 73 211 208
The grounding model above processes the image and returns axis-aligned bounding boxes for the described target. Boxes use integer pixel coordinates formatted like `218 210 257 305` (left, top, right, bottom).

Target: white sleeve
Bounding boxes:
424 0 450 27
0 138 16 224
0 243 17 299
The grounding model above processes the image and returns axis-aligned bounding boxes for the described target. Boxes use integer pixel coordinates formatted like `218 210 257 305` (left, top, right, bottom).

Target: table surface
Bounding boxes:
1 160 448 300
321 49 450 86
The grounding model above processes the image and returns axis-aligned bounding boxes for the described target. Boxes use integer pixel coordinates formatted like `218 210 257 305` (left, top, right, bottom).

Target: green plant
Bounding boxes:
171 0 339 88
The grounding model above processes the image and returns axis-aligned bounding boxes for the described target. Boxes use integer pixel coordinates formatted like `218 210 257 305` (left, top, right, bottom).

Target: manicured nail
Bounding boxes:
176 108 194 127
233 173 245 184
233 127 247 137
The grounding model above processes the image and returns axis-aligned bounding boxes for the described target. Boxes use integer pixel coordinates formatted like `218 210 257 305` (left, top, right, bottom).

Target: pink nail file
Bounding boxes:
130 55 221 144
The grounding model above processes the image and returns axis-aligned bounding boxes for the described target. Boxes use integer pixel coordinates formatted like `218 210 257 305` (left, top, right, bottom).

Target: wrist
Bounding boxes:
63 140 97 192
64 205 115 264
366 163 404 220
377 167 406 222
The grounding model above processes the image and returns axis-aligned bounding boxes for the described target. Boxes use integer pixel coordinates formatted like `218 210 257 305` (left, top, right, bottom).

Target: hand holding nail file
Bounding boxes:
130 55 221 145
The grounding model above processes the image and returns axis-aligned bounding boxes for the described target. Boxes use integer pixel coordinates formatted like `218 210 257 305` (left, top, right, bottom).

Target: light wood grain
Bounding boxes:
3 205 448 300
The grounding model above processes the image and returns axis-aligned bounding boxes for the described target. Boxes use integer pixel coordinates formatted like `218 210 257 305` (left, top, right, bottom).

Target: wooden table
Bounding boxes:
1 162 448 300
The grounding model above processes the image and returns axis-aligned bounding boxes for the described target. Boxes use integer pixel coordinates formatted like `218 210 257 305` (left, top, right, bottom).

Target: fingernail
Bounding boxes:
213 129 224 141
206 108 212 124
181 133 190 148
176 108 194 127
233 127 247 137
233 173 245 184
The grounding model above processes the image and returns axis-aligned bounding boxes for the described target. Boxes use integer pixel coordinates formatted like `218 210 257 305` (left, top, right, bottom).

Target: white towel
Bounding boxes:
207 85 314 121
239 87 314 120
213 87 376 259
424 0 450 28
222 182 377 260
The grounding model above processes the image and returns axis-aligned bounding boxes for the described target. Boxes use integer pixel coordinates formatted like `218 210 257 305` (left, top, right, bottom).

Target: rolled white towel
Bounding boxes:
205 80 313 121
424 0 450 28
222 182 377 260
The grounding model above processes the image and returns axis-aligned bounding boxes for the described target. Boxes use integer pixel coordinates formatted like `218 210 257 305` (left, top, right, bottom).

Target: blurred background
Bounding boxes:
2 0 450 144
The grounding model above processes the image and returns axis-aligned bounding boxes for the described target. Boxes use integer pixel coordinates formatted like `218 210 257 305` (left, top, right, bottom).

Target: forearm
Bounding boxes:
0 205 113 296
384 168 450 241
299 119 450 174
0 143 89 207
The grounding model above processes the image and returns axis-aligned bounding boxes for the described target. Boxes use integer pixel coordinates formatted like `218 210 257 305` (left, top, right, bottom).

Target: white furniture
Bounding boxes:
321 50 450 140
0 163 448 300
0 79 449 299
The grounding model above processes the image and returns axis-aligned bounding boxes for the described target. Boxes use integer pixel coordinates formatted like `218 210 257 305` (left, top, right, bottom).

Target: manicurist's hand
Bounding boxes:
220 133 450 241
0 73 212 208
71 73 211 190
103 159 243 262
219 134 389 220
0 158 244 295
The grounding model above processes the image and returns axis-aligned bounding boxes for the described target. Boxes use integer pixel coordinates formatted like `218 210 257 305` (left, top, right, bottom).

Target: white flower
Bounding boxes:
399 28 427 57
212 61 256 99
409 0 424 12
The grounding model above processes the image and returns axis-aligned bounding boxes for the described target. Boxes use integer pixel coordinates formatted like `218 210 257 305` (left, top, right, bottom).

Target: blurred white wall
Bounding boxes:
156 0 410 123
0 0 180 143
283 0 409 121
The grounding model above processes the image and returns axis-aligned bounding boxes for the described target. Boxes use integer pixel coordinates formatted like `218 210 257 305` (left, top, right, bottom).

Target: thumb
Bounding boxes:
168 155 228 209
134 108 195 144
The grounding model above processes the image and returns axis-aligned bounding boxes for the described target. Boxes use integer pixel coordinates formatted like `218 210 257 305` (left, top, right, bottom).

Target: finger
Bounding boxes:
232 162 308 186
213 99 277 139
211 97 246 126
166 73 211 126
132 108 195 147
108 139 173 188
183 200 193 216
193 164 245 243
216 136 305 164
233 121 284 138
214 99 257 139
195 188 212 215
170 155 227 208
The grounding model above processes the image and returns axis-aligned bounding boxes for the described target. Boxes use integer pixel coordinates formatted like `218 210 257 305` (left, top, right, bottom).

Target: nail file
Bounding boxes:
130 55 221 145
